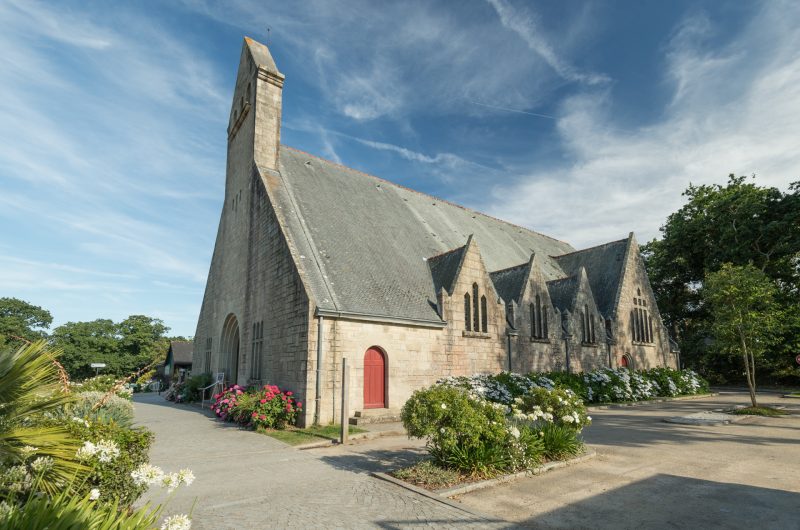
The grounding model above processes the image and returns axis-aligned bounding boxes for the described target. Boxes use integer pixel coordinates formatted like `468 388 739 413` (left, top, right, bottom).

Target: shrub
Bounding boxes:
62 419 154 507
70 376 132 400
646 367 681 397
511 386 591 432
210 384 302 429
165 373 213 403
181 373 213 402
539 423 584 460
544 371 588 399
401 385 526 477
69 392 134 426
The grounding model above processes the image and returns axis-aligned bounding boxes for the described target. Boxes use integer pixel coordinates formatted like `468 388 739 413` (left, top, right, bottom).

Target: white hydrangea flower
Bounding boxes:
561 415 574 423
509 426 520 439
440 403 447 409
161 514 192 530
89 488 101 501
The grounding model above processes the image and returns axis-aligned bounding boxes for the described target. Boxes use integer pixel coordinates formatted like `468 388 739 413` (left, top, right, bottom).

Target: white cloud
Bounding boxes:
486 0 609 85
486 2 800 248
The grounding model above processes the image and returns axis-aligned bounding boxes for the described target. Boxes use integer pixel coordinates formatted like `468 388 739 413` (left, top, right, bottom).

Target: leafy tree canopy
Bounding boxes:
642 175 800 384
0 297 53 346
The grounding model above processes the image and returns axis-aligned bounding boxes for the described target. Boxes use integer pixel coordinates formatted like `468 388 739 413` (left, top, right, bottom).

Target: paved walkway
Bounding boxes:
455 391 800 529
133 394 504 529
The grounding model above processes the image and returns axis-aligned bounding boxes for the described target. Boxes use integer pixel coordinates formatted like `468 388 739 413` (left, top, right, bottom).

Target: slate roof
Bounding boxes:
546 275 580 313
264 147 577 324
169 341 193 365
554 238 629 317
490 262 530 305
428 245 467 295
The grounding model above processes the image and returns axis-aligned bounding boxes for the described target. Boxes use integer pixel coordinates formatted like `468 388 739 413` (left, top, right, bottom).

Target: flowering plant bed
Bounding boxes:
210 384 302 429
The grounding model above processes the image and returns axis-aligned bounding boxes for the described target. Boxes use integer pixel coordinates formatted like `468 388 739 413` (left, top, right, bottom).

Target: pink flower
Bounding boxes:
260 415 266 421
286 391 293 396
297 402 302 408
252 412 258 417
260 399 267 404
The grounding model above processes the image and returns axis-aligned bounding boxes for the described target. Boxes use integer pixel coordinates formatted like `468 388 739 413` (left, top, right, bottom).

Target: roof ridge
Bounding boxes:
551 236 629 260
280 144 572 248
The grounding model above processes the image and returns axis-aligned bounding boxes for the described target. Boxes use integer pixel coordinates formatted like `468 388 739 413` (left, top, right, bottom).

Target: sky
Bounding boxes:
1 0 798 338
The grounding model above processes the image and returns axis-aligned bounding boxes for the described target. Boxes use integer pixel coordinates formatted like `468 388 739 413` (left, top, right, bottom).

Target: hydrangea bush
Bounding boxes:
511 387 591 432
210 384 302 429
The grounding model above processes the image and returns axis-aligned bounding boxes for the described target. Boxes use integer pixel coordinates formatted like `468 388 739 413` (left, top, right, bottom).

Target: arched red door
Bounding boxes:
363 347 386 409
620 355 630 368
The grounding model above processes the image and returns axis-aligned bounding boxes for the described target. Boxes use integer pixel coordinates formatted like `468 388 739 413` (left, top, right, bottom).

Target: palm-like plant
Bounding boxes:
0 340 86 494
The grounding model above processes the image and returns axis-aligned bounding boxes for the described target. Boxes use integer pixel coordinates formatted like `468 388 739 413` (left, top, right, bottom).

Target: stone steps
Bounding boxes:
349 409 402 425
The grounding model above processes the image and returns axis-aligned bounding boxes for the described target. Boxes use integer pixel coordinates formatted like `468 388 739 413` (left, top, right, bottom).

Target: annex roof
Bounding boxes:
168 341 193 365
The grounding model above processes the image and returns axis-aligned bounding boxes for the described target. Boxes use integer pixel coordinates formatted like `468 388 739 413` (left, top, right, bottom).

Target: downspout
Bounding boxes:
564 336 571 374
506 332 513 372
314 314 324 426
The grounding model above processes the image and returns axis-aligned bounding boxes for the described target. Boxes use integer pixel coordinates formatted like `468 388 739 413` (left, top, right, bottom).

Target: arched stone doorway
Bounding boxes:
221 314 241 386
620 354 632 369
363 347 386 409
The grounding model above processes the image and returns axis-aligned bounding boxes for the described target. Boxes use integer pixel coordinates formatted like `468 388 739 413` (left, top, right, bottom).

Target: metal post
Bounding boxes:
340 357 349 445
314 315 324 425
564 337 571 374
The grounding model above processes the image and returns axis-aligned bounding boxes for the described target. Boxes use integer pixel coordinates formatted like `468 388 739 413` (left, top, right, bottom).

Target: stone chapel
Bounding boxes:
193 37 678 426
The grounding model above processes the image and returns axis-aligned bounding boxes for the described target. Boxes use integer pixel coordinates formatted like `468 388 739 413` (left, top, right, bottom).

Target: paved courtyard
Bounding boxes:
133 393 500 529
136 391 800 529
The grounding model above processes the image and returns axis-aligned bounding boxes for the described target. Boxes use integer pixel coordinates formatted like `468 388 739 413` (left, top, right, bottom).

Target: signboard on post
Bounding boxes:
90 362 106 376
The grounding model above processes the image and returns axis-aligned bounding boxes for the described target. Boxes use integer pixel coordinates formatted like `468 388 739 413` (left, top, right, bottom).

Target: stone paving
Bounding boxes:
133 394 506 529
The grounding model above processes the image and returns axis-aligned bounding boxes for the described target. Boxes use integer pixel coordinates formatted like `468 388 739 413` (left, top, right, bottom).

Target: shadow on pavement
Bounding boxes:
316 446 428 474
518 474 800 530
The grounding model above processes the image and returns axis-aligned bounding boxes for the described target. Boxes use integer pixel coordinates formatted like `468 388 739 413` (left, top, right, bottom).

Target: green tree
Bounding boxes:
51 316 170 380
0 298 53 346
642 176 800 383
51 320 119 380
705 264 782 407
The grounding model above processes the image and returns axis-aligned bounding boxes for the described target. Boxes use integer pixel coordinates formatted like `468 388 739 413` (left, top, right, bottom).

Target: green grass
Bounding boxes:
258 424 366 445
390 460 463 490
732 406 789 417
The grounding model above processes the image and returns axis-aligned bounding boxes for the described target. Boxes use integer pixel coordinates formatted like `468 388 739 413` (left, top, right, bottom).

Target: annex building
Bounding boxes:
193 38 677 425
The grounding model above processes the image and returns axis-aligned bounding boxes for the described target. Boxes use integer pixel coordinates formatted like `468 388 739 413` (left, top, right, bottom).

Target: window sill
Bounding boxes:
530 337 550 344
463 331 491 339
632 341 655 347
580 342 599 347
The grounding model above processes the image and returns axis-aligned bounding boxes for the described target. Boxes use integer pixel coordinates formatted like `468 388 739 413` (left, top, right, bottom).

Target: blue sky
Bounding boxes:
1 0 798 337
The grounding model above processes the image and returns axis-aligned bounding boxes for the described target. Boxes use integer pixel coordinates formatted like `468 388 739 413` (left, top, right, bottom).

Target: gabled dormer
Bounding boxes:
428 235 503 338
491 253 556 342
547 267 603 346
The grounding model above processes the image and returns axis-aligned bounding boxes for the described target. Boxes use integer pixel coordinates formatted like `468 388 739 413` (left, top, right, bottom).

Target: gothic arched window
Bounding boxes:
480 296 488 333
464 293 471 331
472 283 480 332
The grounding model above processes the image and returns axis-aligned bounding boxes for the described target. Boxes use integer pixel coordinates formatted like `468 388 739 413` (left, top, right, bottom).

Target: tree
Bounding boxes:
642 176 800 383
50 319 120 380
705 264 782 407
51 316 171 380
0 298 53 346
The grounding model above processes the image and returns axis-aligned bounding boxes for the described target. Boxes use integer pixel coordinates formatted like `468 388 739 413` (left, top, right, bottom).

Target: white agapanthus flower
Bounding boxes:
131 464 165 487
89 488 101 500
509 426 520 439
177 468 195 487
30 456 54 473
76 439 120 463
440 403 447 409
161 514 192 530
72 417 90 427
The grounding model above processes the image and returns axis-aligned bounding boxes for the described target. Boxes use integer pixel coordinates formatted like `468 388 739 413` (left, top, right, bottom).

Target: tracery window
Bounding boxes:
472 283 480 332
581 304 596 344
631 289 654 343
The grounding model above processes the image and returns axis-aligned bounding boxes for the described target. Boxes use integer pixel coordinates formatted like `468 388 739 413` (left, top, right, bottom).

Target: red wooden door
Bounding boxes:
363 348 385 409
620 355 629 368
